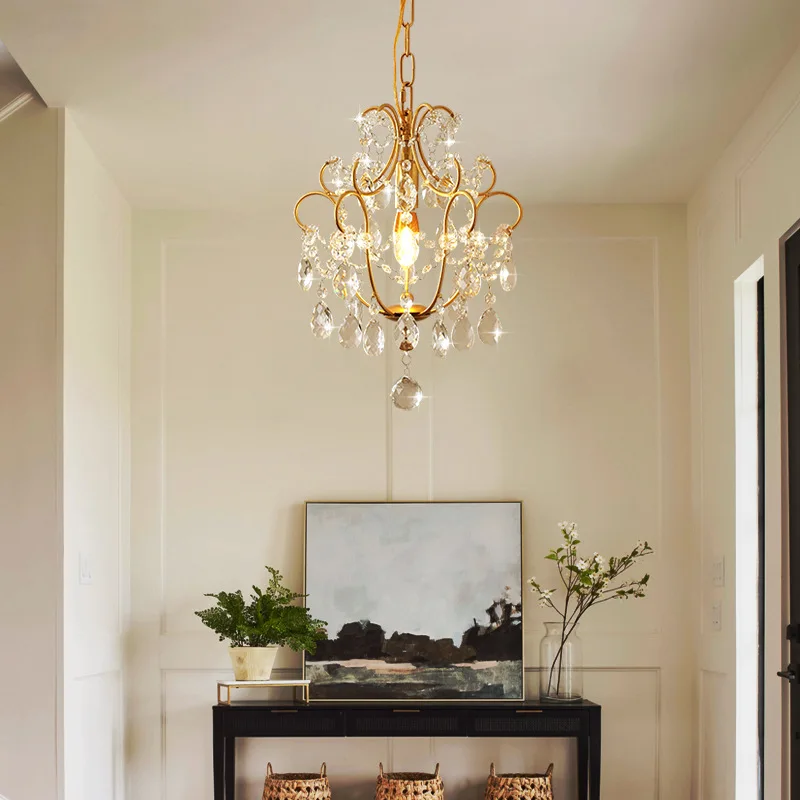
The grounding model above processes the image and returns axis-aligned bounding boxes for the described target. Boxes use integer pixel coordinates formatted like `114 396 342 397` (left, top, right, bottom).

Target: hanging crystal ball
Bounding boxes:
330 230 354 262
391 375 423 411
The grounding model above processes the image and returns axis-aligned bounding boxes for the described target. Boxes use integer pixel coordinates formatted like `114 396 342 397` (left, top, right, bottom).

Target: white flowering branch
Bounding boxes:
528 522 653 698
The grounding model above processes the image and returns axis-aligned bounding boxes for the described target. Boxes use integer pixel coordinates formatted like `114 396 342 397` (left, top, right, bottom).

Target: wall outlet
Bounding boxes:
711 557 725 587
79 552 93 585
710 601 722 632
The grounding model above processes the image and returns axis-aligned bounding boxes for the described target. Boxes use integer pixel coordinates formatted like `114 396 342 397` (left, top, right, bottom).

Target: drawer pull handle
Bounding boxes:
271 709 299 714
392 709 420 713
515 710 543 714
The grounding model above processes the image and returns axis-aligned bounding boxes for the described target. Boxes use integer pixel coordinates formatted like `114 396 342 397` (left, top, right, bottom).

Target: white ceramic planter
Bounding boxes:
229 645 279 680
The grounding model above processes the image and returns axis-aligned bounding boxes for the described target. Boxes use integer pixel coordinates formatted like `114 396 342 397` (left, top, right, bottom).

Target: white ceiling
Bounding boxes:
0 0 798 208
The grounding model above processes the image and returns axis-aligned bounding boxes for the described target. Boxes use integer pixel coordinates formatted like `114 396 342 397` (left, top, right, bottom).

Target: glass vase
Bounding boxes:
539 621 583 702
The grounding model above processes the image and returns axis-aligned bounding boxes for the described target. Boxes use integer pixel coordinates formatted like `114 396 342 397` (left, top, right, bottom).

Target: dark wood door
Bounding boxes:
783 228 800 798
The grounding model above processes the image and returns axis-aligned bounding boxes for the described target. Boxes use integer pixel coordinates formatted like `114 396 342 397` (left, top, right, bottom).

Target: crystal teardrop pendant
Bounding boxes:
451 313 475 351
297 257 313 291
478 307 502 345
393 312 420 351
310 301 333 339
456 265 481 298
338 313 362 349
391 375 423 411
345 265 360 299
332 267 348 299
500 260 517 292
363 318 385 356
432 318 451 358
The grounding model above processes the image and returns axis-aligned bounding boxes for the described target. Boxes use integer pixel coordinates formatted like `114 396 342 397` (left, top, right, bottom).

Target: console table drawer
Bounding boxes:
347 708 464 737
469 708 584 736
215 706 345 737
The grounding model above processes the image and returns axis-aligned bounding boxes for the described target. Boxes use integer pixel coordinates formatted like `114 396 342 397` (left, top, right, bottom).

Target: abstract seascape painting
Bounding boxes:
304 502 523 701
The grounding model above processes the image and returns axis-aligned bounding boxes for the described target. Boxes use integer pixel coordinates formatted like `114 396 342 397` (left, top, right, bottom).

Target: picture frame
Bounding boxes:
303 501 524 702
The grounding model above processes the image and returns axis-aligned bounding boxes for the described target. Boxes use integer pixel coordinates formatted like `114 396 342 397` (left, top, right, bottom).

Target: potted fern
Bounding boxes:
196 566 327 680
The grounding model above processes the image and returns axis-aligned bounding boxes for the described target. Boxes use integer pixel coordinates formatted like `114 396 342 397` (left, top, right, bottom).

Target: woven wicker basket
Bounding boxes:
375 763 444 800
262 763 331 800
484 763 554 800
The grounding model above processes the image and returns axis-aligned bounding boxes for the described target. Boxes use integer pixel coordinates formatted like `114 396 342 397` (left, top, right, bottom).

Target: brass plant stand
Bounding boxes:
216 679 310 705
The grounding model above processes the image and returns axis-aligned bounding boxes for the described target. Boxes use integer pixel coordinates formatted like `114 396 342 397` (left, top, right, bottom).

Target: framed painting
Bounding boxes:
303 501 523 701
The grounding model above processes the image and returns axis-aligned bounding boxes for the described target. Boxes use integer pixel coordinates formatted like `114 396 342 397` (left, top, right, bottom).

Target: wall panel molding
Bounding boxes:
132 211 690 800
158 238 168 637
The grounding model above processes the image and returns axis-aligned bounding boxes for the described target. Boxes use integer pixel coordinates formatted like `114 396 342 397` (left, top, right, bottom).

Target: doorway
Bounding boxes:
734 262 766 799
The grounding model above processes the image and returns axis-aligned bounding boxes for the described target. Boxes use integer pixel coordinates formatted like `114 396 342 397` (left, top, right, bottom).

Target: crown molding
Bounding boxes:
0 90 35 124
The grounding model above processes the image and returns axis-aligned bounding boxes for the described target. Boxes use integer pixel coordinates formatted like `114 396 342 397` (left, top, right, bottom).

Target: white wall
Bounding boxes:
0 100 62 800
688 40 800 800
130 203 692 800
62 112 131 800
0 103 130 800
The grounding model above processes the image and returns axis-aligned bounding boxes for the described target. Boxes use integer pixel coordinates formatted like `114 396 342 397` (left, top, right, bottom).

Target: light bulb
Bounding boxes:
393 211 420 269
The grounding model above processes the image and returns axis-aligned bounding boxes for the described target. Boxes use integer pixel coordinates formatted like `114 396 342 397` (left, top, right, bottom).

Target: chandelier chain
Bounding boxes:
393 0 416 121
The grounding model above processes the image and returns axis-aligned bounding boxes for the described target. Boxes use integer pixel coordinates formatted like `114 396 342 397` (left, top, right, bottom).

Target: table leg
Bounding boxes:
225 736 236 799
589 707 602 800
577 732 589 800
213 724 224 800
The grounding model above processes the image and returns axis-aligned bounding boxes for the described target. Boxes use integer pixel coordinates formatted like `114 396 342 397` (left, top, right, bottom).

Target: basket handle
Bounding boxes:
489 763 496 777
545 764 553 778
434 764 440 779
379 762 384 778
320 763 327 778
267 763 274 778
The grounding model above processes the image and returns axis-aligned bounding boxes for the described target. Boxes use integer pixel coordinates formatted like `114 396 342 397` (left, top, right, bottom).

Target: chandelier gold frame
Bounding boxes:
294 0 523 323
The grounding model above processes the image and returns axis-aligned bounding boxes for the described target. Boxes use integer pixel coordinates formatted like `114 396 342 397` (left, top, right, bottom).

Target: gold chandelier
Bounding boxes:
294 0 522 410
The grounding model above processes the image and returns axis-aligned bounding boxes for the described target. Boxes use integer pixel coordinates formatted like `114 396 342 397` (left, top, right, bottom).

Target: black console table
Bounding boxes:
212 700 601 800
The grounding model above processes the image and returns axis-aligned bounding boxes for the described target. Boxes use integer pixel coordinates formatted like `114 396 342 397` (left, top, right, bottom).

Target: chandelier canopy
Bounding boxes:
294 0 522 410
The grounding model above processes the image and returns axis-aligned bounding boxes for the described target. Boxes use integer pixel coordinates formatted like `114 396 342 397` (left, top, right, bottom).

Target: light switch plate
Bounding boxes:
712 557 725 588
79 552 93 585
711 601 722 632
